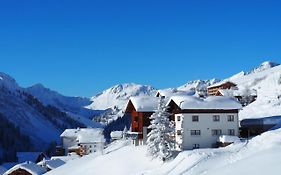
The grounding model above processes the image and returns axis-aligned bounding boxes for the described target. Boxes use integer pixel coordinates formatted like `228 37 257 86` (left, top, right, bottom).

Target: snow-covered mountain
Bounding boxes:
87 83 157 111
0 72 102 162
221 61 281 120
87 80 220 112
177 79 220 91
248 61 280 74
26 84 101 119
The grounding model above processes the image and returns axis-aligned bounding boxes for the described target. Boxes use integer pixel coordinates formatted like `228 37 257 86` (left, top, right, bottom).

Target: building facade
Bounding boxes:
175 112 239 150
167 96 241 150
60 128 105 156
207 81 237 96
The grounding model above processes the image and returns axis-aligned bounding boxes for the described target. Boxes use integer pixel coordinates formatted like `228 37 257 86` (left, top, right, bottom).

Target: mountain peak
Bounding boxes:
249 61 280 74
0 72 20 91
88 83 156 110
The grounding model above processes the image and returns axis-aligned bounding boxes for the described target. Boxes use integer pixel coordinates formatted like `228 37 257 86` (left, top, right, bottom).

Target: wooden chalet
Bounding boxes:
207 81 237 96
125 96 159 145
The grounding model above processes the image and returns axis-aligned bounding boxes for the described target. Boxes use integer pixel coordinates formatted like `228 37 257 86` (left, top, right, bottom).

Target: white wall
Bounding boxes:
175 113 239 150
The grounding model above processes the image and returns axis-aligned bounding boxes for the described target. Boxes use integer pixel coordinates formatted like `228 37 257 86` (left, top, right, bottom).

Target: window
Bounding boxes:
177 116 181 121
177 130 182 135
192 115 199 122
190 130 201 136
213 115 220 122
211 129 222 136
227 115 235 122
228 129 235 135
193 144 200 149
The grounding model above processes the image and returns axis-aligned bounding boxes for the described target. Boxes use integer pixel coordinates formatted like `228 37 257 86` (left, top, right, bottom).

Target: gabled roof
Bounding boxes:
208 81 237 89
60 128 105 143
128 96 159 112
4 162 47 175
168 96 242 110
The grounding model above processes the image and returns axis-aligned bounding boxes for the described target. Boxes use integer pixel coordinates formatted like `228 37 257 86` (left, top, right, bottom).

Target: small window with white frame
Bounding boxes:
227 115 235 122
228 129 235 135
213 115 220 122
192 115 199 122
177 130 182 135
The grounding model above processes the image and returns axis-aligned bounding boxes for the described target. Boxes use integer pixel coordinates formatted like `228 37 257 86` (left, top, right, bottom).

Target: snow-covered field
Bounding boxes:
46 128 281 175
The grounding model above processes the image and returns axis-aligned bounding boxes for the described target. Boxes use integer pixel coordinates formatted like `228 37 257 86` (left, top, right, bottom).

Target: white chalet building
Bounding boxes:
167 96 242 150
60 128 105 156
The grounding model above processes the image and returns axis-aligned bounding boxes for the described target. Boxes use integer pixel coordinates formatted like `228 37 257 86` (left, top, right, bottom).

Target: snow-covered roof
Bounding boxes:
0 166 7 175
17 152 44 163
60 128 105 143
168 96 242 110
217 135 241 143
4 162 47 175
37 159 65 170
129 96 159 112
208 81 236 89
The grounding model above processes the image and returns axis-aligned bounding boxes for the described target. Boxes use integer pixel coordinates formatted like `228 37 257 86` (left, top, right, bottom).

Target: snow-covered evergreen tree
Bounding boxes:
146 97 175 161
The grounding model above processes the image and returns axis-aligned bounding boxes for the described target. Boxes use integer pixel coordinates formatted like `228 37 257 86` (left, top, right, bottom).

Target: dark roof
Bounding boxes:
241 116 281 126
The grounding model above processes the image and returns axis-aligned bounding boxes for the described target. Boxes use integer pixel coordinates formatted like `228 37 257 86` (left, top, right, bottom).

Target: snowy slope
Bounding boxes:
221 61 281 120
0 72 101 154
177 79 220 92
26 84 101 119
45 128 281 175
87 83 157 110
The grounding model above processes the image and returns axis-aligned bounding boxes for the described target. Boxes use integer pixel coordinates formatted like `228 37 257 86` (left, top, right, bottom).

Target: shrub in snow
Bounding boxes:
146 97 175 161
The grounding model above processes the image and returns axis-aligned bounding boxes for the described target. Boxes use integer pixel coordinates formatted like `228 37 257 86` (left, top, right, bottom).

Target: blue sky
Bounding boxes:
0 0 280 97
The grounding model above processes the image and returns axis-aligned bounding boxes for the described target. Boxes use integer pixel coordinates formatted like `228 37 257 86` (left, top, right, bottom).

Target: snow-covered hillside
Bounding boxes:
177 79 220 92
87 83 157 110
221 61 281 120
46 128 281 175
26 84 91 113
26 84 102 120
0 72 102 162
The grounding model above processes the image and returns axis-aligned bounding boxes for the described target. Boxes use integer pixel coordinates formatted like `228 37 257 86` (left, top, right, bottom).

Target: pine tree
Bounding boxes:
146 97 175 161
